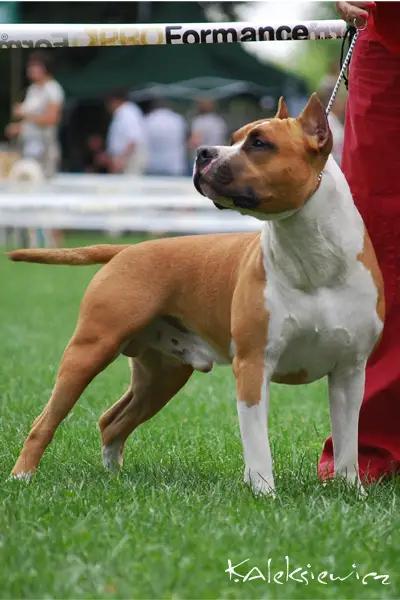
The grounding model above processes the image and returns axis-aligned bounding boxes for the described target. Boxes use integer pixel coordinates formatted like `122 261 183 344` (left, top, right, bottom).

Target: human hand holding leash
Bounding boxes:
336 1 375 28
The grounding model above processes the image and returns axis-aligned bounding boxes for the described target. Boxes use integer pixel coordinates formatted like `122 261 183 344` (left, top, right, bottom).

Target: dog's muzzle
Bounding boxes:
193 146 260 212
192 147 223 210
193 146 231 210
193 146 217 195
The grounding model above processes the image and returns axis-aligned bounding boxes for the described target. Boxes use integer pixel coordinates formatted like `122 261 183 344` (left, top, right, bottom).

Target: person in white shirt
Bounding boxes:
5 51 65 248
145 99 187 176
105 90 147 175
189 98 227 151
6 51 65 178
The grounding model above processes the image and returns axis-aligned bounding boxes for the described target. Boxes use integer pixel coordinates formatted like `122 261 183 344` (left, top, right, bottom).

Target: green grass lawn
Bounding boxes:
0 233 399 600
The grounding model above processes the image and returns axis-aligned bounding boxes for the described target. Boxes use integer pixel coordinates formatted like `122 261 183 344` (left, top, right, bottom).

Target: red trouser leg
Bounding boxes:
319 33 400 481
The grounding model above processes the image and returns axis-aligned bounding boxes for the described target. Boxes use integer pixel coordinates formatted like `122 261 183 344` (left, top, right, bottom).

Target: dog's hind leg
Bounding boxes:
11 323 122 478
10 251 173 478
98 376 134 471
99 349 193 471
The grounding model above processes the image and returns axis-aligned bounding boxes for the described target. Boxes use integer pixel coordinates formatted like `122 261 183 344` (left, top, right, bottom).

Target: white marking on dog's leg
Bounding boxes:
328 363 366 494
102 440 123 472
237 374 275 496
8 472 32 483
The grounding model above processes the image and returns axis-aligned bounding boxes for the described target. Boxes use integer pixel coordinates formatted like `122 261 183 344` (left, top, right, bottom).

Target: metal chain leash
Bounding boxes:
325 27 359 117
325 17 368 118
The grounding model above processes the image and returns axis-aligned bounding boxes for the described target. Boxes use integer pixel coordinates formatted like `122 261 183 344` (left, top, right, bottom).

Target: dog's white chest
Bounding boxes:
260 158 383 383
266 271 381 382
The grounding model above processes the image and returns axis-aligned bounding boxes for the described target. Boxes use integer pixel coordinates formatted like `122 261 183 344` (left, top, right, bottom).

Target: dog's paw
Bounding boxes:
356 483 367 498
102 442 123 472
8 471 32 483
244 467 276 497
333 470 367 497
348 476 367 498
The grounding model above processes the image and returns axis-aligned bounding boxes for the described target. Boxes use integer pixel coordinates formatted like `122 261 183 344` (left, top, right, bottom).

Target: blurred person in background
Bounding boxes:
317 84 346 165
145 98 187 177
188 98 227 168
105 89 147 175
6 51 64 178
5 51 65 247
319 0 400 482
83 134 108 174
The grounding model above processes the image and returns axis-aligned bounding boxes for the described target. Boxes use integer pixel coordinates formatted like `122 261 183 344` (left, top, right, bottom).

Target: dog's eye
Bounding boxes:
251 137 275 150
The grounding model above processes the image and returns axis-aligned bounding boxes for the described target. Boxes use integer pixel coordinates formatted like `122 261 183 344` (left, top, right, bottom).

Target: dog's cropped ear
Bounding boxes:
275 96 289 120
298 93 332 153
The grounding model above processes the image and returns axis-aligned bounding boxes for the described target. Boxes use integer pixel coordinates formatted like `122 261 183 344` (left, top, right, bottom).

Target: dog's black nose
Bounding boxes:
196 146 218 166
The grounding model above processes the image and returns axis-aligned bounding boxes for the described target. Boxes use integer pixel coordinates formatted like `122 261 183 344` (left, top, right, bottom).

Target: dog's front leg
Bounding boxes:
234 355 275 496
328 362 366 491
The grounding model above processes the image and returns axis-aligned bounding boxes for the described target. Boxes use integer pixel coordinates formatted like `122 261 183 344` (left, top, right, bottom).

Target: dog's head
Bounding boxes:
193 93 332 221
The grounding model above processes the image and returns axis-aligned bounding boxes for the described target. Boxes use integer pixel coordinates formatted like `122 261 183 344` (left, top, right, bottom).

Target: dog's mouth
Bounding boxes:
193 168 260 212
193 168 206 197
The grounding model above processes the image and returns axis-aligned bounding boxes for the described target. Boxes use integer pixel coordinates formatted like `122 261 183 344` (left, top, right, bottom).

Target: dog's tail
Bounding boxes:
6 244 130 266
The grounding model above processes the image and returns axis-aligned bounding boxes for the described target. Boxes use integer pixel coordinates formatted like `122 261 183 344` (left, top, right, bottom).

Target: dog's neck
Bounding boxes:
261 157 365 290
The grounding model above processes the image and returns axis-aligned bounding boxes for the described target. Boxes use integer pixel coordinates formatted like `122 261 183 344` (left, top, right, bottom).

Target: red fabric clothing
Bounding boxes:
319 5 400 481
369 2 400 55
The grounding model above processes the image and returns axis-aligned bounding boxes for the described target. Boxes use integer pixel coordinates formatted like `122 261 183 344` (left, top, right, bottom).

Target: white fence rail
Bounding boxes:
0 174 262 235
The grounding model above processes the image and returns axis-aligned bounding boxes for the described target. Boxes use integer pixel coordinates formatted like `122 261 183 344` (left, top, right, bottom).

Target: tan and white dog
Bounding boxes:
7 94 384 495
